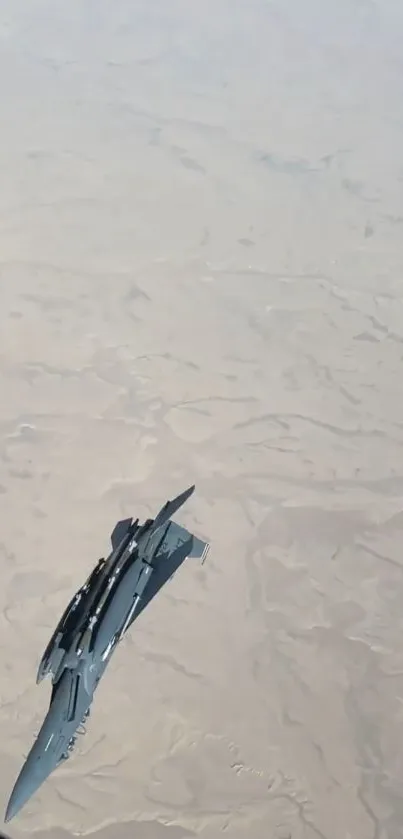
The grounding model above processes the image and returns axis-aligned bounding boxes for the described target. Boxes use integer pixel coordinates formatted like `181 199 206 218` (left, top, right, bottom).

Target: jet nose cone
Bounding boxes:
4 794 19 823
5 753 53 822
4 781 25 823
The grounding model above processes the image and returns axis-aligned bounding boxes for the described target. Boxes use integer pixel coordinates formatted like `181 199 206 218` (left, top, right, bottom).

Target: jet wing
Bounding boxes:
124 520 208 631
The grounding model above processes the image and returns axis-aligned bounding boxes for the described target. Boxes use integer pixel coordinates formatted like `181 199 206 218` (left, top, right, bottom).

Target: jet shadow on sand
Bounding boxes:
5 486 209 823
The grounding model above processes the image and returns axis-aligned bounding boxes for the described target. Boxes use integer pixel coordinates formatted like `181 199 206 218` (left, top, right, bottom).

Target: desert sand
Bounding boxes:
0 1 403 838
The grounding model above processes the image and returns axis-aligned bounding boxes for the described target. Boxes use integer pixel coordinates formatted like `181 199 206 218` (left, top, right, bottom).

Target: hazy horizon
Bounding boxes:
1 2 403 838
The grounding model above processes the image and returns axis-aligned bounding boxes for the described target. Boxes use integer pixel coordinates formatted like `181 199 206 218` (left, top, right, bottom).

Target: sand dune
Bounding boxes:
1 1 403 837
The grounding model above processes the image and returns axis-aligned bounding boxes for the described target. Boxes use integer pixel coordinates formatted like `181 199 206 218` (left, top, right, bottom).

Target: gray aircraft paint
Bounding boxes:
5 486 209 823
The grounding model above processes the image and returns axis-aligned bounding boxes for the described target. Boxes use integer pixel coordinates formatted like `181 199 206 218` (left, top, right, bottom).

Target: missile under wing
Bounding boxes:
5 486 209 823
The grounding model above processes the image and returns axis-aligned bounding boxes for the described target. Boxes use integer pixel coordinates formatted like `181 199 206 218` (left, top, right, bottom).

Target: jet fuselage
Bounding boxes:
5 486 209 822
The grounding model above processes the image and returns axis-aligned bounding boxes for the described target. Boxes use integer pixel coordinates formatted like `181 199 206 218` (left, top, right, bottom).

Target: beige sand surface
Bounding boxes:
1 1 403 837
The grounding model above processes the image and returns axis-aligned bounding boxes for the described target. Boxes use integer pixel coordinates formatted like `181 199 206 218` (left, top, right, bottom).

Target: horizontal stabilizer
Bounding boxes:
189 535 210 564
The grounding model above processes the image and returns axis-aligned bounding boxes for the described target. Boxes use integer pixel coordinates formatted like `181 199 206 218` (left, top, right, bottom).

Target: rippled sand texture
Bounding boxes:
1 1 403 838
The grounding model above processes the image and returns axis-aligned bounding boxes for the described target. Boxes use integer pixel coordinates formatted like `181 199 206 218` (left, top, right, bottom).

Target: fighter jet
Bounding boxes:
5 485 209 822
